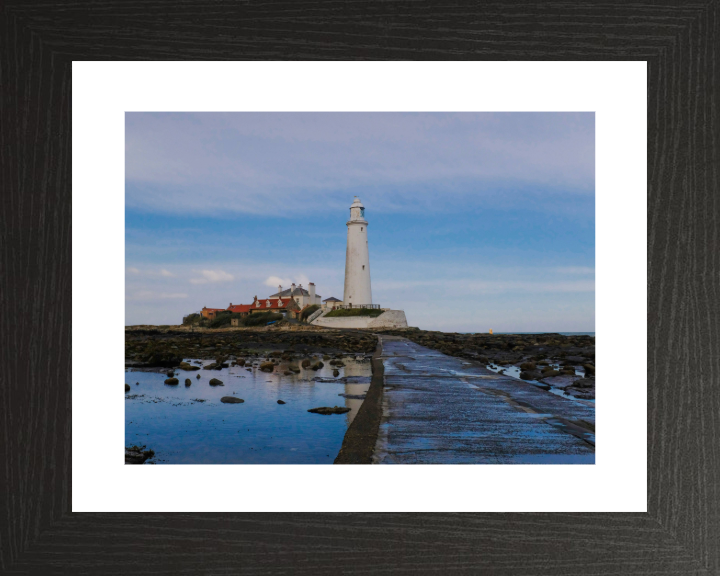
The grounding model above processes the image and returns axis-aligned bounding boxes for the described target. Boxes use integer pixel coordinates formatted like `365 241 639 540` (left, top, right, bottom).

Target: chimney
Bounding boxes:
309 282 315 304
278 285 282 298
291 283 296 295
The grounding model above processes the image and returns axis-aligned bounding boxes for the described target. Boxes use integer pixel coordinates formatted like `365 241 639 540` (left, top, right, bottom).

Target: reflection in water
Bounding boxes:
125 356 371 464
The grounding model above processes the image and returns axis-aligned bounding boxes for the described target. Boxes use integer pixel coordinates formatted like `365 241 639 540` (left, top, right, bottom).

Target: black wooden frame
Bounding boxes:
2 2 718 574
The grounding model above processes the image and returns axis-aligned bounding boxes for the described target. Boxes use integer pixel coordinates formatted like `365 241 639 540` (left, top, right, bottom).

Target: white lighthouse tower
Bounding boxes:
343 197 372 306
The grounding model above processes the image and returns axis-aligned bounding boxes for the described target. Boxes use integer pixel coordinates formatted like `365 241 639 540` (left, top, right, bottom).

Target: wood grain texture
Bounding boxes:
1 1 718 573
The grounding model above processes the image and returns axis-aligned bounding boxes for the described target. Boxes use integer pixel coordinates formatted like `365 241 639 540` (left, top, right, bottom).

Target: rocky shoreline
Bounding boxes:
125 326 377 369
380 329 596 400
125 326 595 463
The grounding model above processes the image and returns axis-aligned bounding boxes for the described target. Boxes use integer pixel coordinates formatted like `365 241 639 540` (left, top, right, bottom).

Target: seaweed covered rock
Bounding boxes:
185 378 192 386
164 377 179 385
308 406 351 415
220 396 244 403
259 361 275 372
209 378 224 386
125 445 155 464
125 384 131 392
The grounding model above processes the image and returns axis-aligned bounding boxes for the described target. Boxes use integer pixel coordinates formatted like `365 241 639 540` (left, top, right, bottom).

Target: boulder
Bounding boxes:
277 400 286 405
125 384 131 392
196 373 201 379
519 370 542 381
125 445 154 464
311 361 324 371
209 378 224 386
333 369 340 377
164 377 179 385
166 370 175 377
179 362 200 371
520 361 536 371
259 361 275 372
308 406 351 415
185 379 191 387
220 396 244 403
301 358 311 368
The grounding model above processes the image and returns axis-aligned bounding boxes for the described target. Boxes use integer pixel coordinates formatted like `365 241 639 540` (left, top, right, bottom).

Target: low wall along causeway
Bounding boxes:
312 310 408 329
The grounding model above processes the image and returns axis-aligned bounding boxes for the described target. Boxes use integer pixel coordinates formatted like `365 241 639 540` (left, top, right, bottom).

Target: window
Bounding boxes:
362 265 365 270
361 227 363 231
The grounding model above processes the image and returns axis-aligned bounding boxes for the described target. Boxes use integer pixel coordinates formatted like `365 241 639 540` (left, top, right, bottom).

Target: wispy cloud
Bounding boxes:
554 266 595 275
127 267 140 274
189 269 234 284
263 274 310 288
126 112 594 216
160 268 175 277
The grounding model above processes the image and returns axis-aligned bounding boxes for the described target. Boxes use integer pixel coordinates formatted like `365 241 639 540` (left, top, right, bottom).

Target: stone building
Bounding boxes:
268 283 322 308
322 296 342 310
200 307 226 319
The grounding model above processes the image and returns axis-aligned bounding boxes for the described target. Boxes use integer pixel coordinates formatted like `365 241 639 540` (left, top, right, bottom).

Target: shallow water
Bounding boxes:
125 356 371 464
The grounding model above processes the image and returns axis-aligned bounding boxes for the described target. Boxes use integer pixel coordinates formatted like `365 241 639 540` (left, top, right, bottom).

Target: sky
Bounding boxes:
125 112 595 332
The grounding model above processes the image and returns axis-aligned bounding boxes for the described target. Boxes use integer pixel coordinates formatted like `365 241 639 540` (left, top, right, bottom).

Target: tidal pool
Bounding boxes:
125 356 371 464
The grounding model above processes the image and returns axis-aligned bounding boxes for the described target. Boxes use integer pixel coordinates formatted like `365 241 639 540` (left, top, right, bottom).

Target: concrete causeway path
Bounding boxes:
374 336 596 464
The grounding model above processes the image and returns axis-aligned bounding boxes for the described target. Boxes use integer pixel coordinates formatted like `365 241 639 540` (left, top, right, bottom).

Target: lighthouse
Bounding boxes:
343 197 372 306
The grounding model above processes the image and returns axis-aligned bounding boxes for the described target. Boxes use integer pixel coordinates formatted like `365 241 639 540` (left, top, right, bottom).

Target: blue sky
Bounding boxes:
126 112 594 331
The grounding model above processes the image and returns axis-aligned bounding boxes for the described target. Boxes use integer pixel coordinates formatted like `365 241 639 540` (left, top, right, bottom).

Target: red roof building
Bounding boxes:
226 303 253 315
201 307 226 319
249 295 300 314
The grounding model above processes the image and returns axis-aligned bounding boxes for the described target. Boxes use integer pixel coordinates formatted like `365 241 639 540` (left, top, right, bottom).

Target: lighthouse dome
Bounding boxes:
351 196 364 208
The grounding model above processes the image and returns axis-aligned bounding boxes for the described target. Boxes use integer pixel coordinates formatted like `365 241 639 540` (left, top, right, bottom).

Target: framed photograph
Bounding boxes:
4 3 717 574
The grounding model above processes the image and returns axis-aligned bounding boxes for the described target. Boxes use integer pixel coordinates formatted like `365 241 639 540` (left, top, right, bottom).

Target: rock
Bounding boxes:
166 370 175 377
237 359 246 367
329 359 345 367
125 445 155 464
311 361 324 371
209 378 224 386
125 384 131 392
541 369 560 378
283 371 293 376
277 400 286 404
520 361 536 370
185 379 191 387
333 369 340 377
220 396 244 403
338 393 366 400
571 377 595 389
203 363 218 370
259 361 275 372
164 378 179 385
179 362 200 371
196 373 201 379
301 358 311 368
583 364 595 375
519 370 542 381
308 406 351 415
289 366 301 373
